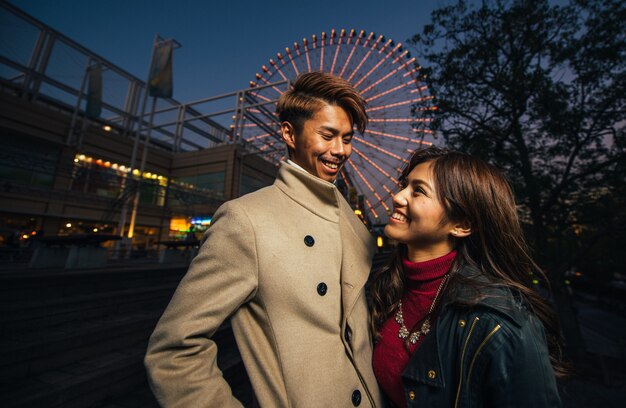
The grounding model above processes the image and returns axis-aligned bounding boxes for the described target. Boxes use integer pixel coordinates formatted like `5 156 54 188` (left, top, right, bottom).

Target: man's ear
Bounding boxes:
450 220 471 238
281 121 296 151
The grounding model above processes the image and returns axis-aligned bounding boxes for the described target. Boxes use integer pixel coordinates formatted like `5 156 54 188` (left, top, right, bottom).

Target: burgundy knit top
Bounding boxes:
372 251 456 408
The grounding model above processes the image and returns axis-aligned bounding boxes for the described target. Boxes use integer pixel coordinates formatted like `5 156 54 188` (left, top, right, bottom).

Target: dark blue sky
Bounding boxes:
11 0 442 103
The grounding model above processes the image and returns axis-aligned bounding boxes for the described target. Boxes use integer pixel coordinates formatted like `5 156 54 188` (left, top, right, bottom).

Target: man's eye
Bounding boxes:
343 137 353 144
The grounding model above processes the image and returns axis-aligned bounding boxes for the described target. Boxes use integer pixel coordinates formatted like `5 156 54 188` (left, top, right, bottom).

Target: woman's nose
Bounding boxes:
392 190 408 207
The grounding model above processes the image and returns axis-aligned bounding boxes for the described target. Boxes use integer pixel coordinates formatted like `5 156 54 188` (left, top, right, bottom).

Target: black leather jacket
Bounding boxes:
400 266 561 407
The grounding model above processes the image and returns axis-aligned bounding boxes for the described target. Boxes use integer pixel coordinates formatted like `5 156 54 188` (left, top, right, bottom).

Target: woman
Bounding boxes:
370 147 566 407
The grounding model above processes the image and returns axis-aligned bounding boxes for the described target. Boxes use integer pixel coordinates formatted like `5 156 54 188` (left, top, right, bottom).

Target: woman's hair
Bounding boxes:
369 146 568 377
276 71 368 136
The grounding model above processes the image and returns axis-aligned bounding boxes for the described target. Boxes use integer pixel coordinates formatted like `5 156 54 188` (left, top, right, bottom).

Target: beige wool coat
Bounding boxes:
145 163 383 408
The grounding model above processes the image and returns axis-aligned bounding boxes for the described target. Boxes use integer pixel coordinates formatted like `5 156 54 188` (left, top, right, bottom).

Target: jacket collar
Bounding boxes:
443 265 526 328
401 264 526 387
273 162 341 223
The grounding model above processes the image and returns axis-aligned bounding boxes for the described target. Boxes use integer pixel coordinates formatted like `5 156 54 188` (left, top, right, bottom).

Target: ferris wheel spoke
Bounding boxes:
330 29 344 75
254 73 284 96
381 183 395 198
268 58 288 82
320 32 326 71
365 129 431 144
346 158 389 212
359 60 405 95
366 79 418 103
340 168 352 189
338 29 362 78
402 62 421 78
285 47 300 77
346 160 381 220
353 136 408 164
248 91 273 103
302 37 313 73
353 40 398 89
364 198 380 220
411 85 429 94
370 118 432 124
351 146 399 186
367 96 433 113
247 133 271 141
348 32 382 82
293 41 306 74
347 32 380 83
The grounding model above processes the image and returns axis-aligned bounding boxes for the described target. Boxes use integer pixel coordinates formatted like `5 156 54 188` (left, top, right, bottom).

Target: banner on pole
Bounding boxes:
85 64 102 118
149 41 173 98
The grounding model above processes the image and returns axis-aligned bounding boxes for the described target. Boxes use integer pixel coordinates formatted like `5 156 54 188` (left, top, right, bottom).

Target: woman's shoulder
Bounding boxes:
444 265 530 329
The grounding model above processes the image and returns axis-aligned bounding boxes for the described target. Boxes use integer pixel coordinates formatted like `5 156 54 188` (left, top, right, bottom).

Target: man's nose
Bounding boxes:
330 137 346 156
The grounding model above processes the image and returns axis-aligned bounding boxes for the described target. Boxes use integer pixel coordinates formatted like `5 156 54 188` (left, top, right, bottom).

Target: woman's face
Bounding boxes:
384 161 457 260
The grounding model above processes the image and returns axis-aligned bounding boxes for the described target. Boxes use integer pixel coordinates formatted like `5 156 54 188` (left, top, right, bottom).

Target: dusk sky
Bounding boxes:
10 0 443 103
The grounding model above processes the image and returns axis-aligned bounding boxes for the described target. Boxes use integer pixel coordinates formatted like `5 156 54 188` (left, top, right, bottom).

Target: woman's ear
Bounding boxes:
450 221 471 238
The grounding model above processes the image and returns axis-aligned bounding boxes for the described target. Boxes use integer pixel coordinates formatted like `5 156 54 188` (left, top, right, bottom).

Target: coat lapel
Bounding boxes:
338 195 374 321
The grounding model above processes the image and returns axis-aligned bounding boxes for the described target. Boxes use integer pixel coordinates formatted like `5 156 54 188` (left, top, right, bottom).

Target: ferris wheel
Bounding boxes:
242 28 435 224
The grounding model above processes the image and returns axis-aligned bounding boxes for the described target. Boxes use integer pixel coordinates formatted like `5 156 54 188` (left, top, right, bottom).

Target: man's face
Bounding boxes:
281 104 354 183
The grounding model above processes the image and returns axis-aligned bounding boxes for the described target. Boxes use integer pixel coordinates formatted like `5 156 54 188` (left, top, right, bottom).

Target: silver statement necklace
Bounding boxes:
395 275 449 345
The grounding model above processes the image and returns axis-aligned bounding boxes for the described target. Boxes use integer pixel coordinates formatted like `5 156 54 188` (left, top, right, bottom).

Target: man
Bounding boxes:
145 72 382 407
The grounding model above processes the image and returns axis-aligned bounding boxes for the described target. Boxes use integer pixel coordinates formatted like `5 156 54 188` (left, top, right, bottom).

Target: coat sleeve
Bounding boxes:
144 200 258 408
483 315 562 408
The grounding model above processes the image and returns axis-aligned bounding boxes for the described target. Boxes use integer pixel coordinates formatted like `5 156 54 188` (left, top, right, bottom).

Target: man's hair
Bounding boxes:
276 72 368 135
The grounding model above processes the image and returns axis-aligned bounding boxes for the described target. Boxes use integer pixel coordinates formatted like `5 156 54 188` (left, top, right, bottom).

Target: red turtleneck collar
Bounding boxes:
373 250 457 408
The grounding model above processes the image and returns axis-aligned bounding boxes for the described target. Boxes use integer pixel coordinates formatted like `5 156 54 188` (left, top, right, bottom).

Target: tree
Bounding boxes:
410 0 626 282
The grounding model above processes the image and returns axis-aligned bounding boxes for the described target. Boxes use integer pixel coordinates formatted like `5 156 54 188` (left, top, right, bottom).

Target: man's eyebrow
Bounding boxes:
319 125 354 136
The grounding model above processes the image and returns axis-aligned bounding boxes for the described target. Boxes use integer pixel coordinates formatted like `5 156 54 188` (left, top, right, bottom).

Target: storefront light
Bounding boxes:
191 217 212 226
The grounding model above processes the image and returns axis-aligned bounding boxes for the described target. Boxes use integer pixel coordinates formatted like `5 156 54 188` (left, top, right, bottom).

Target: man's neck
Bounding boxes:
286 159 307 173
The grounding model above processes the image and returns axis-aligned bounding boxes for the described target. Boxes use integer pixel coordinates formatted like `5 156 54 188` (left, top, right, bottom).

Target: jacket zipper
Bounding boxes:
467 324 501 386
454 316 480 408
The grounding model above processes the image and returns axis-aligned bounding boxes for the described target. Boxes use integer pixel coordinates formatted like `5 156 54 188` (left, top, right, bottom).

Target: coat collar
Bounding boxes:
273 162 341 223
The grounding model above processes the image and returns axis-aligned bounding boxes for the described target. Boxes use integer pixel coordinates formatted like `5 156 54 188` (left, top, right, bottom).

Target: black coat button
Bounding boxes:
304 235 315 246
352 389 362 406
317 282 327 296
